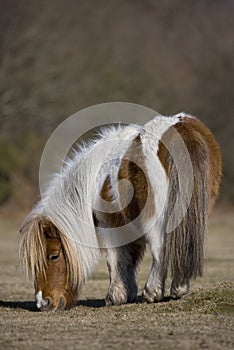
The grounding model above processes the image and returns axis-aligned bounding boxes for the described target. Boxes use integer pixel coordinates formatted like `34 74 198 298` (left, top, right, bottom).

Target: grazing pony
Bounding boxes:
19 113 221 311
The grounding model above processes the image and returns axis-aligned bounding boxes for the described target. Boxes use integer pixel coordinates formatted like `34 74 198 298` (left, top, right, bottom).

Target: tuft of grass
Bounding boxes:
151 283 234 315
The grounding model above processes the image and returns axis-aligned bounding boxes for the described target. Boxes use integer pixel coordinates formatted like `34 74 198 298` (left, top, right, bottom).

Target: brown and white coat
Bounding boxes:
20 113 222 310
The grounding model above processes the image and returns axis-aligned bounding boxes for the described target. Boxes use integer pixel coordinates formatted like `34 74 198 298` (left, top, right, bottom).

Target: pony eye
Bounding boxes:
49 254 59 261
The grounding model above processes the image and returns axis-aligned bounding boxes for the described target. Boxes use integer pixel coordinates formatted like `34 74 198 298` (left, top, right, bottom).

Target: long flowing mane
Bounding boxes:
20 123 142 292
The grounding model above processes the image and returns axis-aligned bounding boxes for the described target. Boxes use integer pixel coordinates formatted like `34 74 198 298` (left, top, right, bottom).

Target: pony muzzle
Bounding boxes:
36 291 66 311
40 297 52 311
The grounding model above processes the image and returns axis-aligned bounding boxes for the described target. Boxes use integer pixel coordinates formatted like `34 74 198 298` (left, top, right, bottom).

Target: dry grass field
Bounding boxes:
0 208 233 350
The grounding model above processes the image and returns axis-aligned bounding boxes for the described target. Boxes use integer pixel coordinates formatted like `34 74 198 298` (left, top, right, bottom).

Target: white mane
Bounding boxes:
32 123 142 280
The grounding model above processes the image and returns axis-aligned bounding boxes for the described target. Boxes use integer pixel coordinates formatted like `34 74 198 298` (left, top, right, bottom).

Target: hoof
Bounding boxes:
142 286 163 303
170 283 189 300
105 289 128 306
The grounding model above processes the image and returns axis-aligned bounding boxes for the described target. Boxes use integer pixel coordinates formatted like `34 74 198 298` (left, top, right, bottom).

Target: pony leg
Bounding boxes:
142 261 166 303
105 240 145 306
170 279 190 299
105 246 137 306
142 230 166 303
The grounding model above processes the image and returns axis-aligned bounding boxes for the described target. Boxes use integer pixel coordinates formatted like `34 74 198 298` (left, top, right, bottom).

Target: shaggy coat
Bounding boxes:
20 113 222 310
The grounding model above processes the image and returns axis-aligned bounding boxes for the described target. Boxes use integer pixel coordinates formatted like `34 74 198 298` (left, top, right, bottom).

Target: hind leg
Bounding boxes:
105 239 146 306
170 279 190 299
142 230 166 303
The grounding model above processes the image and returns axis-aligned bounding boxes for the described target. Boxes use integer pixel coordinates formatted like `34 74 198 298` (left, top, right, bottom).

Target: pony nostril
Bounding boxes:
44 297 51 308
40 297 52 311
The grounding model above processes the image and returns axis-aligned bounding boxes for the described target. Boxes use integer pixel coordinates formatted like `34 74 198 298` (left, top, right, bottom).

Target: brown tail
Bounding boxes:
159 117 221 284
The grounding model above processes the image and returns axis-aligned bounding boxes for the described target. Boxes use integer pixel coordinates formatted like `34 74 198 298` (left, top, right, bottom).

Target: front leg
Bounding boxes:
105 246 138 306
143 229 167 303
142 257 166 303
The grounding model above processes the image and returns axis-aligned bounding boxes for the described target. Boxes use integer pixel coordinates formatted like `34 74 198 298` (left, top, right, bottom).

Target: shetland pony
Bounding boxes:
19 113 221 311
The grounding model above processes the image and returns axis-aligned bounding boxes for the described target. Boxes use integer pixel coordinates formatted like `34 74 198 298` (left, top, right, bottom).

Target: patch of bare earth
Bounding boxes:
0 209 233 350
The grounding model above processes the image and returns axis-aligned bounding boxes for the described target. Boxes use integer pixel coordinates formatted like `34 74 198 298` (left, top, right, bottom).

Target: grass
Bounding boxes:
0 209 234 350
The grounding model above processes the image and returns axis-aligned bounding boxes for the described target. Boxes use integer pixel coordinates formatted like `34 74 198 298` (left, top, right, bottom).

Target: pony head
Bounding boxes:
19 215 81 311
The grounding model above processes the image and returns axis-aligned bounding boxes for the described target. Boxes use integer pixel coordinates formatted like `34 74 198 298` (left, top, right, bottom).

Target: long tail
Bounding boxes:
159 118 211 284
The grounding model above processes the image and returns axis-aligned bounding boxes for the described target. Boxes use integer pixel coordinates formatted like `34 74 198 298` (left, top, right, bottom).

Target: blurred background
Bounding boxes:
0 0 233 217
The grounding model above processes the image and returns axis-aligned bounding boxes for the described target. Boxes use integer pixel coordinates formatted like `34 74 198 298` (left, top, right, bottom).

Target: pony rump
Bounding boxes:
19 215 83 294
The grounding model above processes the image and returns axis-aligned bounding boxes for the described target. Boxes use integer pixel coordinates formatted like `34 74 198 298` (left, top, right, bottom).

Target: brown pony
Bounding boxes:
19 113 221 311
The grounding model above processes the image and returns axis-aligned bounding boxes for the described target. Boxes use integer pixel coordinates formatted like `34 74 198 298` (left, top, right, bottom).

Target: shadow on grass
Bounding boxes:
0 299 107 311
0 300 38 311
77 295 173 307
0 295 173 311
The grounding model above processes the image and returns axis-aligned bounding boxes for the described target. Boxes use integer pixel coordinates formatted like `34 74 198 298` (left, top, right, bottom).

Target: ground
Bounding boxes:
0 208 233 350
